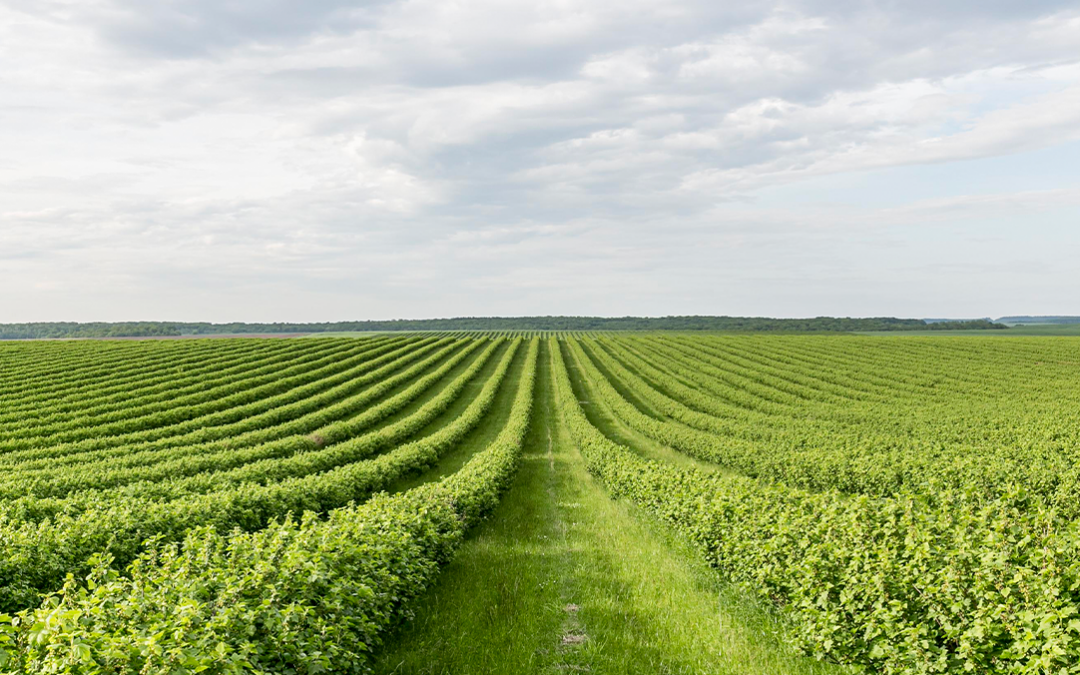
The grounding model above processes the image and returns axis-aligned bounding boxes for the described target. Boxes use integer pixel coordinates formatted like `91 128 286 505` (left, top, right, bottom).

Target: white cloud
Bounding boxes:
1 0 1079 320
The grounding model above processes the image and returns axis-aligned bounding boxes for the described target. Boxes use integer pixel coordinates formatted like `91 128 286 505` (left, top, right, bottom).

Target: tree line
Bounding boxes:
0 316 1007 339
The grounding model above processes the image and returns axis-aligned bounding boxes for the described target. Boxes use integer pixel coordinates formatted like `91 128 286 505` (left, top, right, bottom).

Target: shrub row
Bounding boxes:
5 338 508 516
0 338 539 675
0 338 388 446
0 338 265 406
572 337 1080 507
0 338 486 501
0 339 500 611
553 337 1080 674
0 337 450 476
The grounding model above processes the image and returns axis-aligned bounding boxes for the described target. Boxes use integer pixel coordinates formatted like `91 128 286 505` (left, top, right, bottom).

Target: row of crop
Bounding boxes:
0 338 454 498
709 334 1080 402
2 338 507 515
577 336 864 453
0 336 415 458
0 338 392 444
0 336 249 399
621 336 927 432
0 338 539 674
0 339 327 434
552 337 1080 675
790 333 1057 384
0 338 505 610
725 335 983 392
635 336 924 423
669 335 910 403
630 336 983 436
0 337 450 470
636 337 925 434
0 336 302 416
606 337 957 438
677 335 1080 463
679 335 1080 445
0 338 388 431
598 337 843 429
0 337 288 411
0 338 285 418
577 337 1080 506
664 335 888 402
0 337 445 501
604 338 788 420
689 335 958 401
641 335 864 407
0 338 487 502
633 337 825 413
572 338 796 448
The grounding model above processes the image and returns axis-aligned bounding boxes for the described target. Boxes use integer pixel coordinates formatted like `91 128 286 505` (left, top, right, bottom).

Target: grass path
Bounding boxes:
373 342 850 675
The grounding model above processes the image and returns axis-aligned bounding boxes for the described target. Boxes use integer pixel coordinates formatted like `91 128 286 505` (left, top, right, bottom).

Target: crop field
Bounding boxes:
1 333 1079 674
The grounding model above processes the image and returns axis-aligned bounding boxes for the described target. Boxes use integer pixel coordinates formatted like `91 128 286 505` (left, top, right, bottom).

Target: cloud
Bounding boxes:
1 0 1079 320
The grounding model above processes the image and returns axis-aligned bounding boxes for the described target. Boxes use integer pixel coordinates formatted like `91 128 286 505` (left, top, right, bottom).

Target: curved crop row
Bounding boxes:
0 337 417 455
0 338 392 444
0 338 504 610
0 338 487 501
552 337 1080 675
0 339 292 412
0 339 539 675
2 338 508 513
573 337 1080 505
0 336 450 468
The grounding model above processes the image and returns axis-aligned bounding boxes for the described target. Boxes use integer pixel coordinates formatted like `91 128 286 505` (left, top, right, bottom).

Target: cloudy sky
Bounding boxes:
2 0 1078 322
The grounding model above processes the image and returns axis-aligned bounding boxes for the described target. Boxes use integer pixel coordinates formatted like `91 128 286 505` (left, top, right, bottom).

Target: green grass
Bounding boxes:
373 342 850 675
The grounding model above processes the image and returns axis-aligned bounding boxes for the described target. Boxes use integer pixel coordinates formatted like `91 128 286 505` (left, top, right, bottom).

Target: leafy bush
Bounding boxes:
0 339 538 674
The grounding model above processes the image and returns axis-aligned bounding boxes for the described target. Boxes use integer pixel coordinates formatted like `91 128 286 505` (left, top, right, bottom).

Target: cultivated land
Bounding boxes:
859 323 1080 336
1 333 1079 673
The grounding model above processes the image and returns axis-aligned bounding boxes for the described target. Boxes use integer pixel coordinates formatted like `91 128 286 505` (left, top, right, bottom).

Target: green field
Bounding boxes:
860 323 1080 336
1 333 1079 673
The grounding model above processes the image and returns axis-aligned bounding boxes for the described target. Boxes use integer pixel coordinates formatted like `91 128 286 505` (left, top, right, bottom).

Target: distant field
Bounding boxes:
859 323 1080 336
298 330 396 337
2 333 1079 673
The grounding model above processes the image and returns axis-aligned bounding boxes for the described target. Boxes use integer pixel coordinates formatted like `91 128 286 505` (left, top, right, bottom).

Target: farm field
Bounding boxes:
1 334 1080 673
859 323 1080 336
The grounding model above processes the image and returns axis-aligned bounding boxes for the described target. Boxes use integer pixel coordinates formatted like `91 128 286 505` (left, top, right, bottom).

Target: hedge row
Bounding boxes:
0 338 539 675
572 337 1080 508
0 337 442 464
553 337 1080 674
0 338 384 444
0 339 498 611
0 339 487 502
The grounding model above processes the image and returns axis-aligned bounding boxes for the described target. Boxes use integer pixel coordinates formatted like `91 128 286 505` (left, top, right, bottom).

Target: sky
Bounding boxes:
1 0 1079 322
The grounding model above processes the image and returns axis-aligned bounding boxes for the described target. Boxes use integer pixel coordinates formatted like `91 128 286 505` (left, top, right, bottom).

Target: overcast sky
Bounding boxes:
2 0 1079 322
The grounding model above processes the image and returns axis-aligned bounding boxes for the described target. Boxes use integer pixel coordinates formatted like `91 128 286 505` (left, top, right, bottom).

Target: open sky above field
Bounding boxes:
2 0 1078 322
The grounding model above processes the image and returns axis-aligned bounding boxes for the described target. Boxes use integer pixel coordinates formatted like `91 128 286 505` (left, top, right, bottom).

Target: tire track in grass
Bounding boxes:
374 341 588 674
373 341 849 675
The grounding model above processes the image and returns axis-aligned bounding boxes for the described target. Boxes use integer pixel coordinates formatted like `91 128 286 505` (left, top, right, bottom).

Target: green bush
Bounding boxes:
552 337 1080 674
0 339 538 674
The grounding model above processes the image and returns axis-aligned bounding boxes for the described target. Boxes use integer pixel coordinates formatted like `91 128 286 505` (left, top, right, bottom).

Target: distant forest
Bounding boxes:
0 317 1007 339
